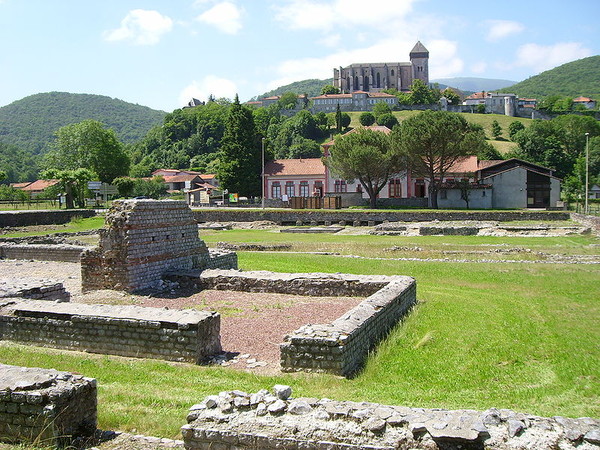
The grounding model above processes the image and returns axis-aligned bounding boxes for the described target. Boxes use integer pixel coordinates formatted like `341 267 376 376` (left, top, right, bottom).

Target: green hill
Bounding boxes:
252 78 333 100
0 92 167 154
500 56 600 98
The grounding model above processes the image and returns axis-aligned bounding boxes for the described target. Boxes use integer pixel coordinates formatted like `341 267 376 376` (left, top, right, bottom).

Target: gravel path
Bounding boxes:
0 259 362 373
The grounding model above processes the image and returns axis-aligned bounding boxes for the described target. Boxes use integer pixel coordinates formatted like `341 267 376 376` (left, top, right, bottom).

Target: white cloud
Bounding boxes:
470 61 487 74
179 76 238 105
274 0 415 31
515 42 592 73
196 2 242 35
318 33 342 48
485 20 524 42
103 9 173 45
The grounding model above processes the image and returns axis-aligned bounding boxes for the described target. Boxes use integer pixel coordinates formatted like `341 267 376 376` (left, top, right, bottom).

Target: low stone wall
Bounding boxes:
572 212 600 236
281 276 416 377
199 269 397 297
0 243 86 262
0 364 97 446
0 279 70 302
0 209 95 228
0 300 221 363
193 209 570 225
183 386 600 449
199 270 416 377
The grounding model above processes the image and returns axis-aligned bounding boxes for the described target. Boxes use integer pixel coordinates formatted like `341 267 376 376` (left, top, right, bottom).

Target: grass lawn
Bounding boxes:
0 216 105 238
0 228 598 438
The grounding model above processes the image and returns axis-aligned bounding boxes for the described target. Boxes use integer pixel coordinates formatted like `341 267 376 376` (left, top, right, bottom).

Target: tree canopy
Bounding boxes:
45 120 130 183
217 95 261 196
326 127 403 208
395 110 486 208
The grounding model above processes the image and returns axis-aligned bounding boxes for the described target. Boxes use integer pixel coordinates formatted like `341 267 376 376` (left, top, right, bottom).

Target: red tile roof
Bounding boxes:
573 96 593 102
21 179 59 191
163 174 201 183
264 158 325 177
446 156 480 173
10 182 32 189
466 92 486 100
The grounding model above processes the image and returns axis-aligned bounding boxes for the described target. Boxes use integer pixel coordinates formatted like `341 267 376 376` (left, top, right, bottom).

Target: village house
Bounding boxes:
151 169 218 194
263 126 562 209
11 179 59 197
572 96 597 109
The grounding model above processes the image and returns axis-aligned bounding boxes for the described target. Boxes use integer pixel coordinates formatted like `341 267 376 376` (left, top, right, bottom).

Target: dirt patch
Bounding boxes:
0 259 362 373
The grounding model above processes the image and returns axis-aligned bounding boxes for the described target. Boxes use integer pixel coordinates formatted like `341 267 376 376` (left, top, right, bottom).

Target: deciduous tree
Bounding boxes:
46 120 129 183
325 128 404 209
395 110 485 208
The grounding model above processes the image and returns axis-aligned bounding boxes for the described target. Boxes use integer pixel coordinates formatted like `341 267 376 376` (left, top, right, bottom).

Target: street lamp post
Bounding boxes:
585 132 590 214
261 137 266 209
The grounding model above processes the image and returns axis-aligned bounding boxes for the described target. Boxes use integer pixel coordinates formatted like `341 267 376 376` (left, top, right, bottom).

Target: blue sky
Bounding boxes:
0 0 598 112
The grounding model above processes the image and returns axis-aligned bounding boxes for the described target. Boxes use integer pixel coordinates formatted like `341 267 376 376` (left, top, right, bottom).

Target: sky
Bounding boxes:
0 0 598 112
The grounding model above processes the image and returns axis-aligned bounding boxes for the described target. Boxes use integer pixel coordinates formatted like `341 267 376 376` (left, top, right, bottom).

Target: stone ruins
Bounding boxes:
0 299 221 364
183 386 600 449
81 199 237 292
0 364 97 446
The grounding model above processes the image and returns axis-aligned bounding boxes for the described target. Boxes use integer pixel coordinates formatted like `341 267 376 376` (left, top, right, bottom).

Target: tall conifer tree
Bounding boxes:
217 95 261 196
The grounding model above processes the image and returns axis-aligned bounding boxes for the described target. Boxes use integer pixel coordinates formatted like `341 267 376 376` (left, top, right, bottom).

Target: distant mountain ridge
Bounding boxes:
0 92 166 154
500 56 600 98
431 77 517 93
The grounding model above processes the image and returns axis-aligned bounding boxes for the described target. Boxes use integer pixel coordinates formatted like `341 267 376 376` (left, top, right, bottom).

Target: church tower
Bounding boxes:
410 41 429 85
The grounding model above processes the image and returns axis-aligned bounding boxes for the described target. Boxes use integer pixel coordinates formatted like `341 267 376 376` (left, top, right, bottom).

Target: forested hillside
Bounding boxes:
252 78 333 100
0 92 166 154
501 56 600 98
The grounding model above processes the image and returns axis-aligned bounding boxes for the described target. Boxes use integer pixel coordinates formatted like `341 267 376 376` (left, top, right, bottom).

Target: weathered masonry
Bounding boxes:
81 199 236 292
0 364 97 447
0 300 221 363
0 278 70 302
199 270 417 377
183 387 600 449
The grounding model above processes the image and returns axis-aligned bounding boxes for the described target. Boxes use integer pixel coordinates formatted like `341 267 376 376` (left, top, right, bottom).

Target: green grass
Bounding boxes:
0 216 105 237
0 229 598 438
0 201 61 211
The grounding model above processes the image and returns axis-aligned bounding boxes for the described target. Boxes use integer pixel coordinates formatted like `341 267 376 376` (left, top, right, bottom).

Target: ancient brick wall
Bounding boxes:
0 243 85 262
0 279 70 302
0 300 221 363
199 270 417 377
0 364 97 446
0 209 95 228
182 387 600 449
81 199 217 292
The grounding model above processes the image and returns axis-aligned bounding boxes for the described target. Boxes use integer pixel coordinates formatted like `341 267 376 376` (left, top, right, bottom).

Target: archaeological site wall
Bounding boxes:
0 300 221 363
200 270 417 377
81 199 236 292
182 387 600 449
0 243 86 262
193 209 570 225
0 278 70 302
0 364 97 446
0 209 95 228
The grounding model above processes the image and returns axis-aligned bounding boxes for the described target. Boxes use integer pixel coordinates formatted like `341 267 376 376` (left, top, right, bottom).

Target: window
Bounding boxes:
440 190 447 199
334 179 347 193
299 181 309 197
391 69 395 76
271 182 281 199
313 181 323 197
388 178 402 198
285 181 295 197
356 184 363 193
376 73 381 88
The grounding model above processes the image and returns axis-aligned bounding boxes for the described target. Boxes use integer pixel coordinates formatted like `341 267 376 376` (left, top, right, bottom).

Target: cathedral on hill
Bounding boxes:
333 41 429 94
